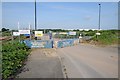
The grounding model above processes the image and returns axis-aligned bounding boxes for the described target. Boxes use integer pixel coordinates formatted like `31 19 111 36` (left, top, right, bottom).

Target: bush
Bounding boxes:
92 30 118 45
2 41 30 79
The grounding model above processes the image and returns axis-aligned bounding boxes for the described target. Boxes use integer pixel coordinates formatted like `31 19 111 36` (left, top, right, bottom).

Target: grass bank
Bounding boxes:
82 30 119 46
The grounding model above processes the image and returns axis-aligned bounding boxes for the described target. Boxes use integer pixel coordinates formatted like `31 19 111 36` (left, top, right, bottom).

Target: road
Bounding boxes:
57 44 118 78
17 49 64 78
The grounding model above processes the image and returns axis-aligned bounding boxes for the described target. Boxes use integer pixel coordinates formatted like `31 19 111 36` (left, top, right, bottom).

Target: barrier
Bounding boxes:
23 40 53 48
22 39 79 48
57 39 79 48
73 39 79 45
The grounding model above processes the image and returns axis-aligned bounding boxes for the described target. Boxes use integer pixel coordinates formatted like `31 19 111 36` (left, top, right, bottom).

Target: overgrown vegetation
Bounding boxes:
2 41 30 79
1 31 11 37
91 30 119 45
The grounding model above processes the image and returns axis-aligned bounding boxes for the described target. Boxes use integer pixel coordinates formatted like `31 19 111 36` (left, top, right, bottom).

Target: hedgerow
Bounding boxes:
2 41 30 79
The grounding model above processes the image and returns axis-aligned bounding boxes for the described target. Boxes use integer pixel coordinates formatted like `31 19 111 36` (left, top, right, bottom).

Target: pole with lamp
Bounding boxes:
34 0 37 40
96 4 101 40
18 22 20 42
35 0 37 30
29 23 31 40
98 4 101 31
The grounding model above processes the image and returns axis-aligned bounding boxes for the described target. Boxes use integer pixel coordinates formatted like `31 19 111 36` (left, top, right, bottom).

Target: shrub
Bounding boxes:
92 30 118 45
2 41 30 79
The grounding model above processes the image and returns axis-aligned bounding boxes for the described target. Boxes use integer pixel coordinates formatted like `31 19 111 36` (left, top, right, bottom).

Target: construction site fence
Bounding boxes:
56 39 79 48
22 40 53 48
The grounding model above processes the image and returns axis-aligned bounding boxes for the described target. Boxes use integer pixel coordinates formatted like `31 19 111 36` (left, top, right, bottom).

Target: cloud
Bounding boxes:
84 16 92 21
50 5 75 11
114 12 118 16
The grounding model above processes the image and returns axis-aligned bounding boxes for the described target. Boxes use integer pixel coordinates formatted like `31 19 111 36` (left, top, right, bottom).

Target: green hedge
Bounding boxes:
2 41 30 79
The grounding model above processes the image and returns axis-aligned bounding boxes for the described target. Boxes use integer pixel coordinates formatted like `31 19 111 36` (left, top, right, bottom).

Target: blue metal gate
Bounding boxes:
23 40 53 48
57 39 78 48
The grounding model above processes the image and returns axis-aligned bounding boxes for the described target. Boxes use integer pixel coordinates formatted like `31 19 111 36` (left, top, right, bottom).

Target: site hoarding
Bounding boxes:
59 32 68 35
19 30 30 34
23 40 53 48
35 31 43 37
13 32 20 36
68 32 76 35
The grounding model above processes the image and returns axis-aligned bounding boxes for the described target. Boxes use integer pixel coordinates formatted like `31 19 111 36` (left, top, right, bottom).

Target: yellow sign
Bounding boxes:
35 31 43 37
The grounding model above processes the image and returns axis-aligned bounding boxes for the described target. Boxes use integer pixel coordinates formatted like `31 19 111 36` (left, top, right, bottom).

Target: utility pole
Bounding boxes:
96 4 101 40
18 22 20 42
11 30 13 43
35 0 37 30
98 4 101 30
34 0 37 40
29 23 31 40
44 29 45 34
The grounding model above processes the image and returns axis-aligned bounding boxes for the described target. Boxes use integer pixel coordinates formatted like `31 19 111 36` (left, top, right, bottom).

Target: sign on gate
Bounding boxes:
13 32 20 36
19 30 30 34
68 32 76 35
23 40 53 48
35 31 43 37
57 39 79 48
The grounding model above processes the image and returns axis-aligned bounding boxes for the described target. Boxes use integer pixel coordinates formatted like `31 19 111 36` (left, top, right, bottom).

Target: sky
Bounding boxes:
2 2 118 30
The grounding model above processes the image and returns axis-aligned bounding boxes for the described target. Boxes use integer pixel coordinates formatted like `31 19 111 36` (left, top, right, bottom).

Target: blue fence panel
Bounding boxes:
45 40 53 48
57 39 74 48
57 41 63 48
57 39 79 48
23 40 53 48
22 40 32 48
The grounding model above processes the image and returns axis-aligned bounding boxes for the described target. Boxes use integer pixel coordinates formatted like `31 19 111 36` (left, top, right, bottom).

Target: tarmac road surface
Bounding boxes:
17 49 64 78
57 44 118 78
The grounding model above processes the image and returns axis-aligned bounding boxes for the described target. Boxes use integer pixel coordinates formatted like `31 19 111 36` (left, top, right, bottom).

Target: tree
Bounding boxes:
2 28 9 32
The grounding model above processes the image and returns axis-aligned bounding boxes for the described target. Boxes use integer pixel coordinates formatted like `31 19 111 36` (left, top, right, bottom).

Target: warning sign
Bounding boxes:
35 31 43 37
13 32 20 36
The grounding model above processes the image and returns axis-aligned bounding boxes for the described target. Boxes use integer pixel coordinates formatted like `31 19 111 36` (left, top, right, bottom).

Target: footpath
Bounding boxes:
17 48 64 78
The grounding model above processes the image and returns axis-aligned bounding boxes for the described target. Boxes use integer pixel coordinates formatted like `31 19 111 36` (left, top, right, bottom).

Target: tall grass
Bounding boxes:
92 30 118 45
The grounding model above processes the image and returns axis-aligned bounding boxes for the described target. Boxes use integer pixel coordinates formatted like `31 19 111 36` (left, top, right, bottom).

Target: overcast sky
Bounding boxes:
2 2 118 30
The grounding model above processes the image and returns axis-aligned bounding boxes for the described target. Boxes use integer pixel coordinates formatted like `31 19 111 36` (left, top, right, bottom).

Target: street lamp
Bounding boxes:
34 0 37 40
96 4 101 40
35 0 37 30
98 4 101 30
